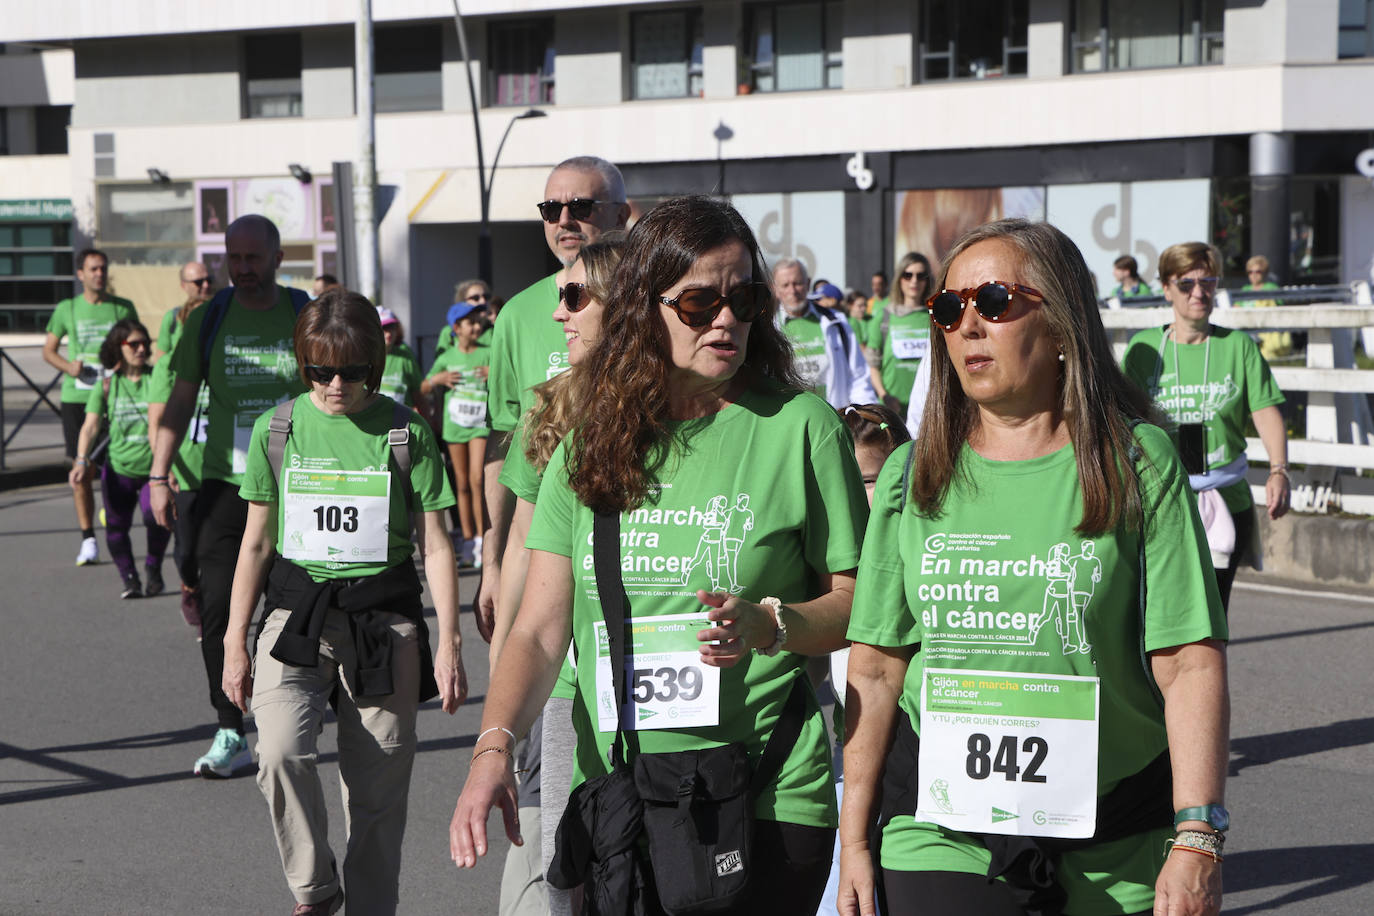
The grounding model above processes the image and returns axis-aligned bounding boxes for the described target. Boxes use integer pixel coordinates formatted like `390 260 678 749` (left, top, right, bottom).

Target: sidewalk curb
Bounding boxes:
0 463 68 492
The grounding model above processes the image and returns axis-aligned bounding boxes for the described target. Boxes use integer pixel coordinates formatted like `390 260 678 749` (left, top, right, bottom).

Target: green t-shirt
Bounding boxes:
525 383 870 828
427 344 491 443
167 288 305 486
872 306 930 414
151 307 209 490
1111 280 1154 299
239 393 455 582
45 295 139 404
1121 326 1285 512
781 311 830 395
487 274 569 433
85 373 154 478
380 347 422 408
847 429 1226 913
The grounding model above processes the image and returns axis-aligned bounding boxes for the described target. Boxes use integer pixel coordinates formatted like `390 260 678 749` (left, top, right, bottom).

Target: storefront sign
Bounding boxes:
0 199 74 222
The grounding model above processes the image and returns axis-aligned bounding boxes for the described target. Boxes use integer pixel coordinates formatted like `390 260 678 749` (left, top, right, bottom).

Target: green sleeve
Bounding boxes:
45 300 71 339
486 313 522 433
425 350 452 380
148 359 173 404
802 422 869 573
432 324 454 361
498 425 544 504
115 298 138 322
408 415 457 512
847 442 921 648
524 442 576 558
157 310 178 353
1240 334 1285 412
85 379 107 416
167 305 208 387
1135 425 1228 651
1120 332 1160 389
237 408 279 503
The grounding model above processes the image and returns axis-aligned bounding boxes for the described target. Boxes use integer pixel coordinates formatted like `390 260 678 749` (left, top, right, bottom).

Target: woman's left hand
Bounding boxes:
435 635 468 714
1153 847 1221 915
696 590 777 668
1265 471 1291 520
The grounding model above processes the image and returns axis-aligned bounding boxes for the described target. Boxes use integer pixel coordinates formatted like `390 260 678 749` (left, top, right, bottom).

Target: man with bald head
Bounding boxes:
151 214 309 779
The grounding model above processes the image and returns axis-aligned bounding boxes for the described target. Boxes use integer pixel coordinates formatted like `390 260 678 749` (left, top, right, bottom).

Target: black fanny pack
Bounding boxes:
549 510 810 916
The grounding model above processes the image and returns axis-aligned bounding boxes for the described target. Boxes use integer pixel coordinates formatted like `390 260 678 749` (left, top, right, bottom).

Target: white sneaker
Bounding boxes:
75 537 99 566
472 535 484 569
458 538 476 567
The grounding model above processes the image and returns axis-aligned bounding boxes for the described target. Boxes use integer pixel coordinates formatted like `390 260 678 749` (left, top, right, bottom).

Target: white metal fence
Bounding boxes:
1102 283 1374 516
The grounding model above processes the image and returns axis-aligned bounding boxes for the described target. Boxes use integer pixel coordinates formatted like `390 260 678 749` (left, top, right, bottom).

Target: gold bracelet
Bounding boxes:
470 745 512 764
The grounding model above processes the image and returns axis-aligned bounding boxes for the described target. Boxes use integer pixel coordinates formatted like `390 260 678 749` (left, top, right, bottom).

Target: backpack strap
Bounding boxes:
593 509 631 768
200 285 310 367
266 399 295 485
897 440 916 513
748 675 809 798
812 304 851 360
388 399 417 514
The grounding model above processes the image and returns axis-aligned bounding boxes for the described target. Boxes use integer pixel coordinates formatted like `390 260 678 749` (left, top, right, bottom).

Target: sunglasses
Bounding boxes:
1173 276 1219 294
187 277 213 287
926 281 1044 331
559 282 592 312
659 283 771 328
901 269 927 281
536 198 610 223
305 364 370 384
122 338 151 350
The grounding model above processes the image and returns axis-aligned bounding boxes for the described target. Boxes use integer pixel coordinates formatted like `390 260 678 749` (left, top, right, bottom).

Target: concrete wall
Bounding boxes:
1225 0 1340 66
72 35 241 127
0 48 75 105
302 27 354 119
1258 512 1374 592
1028 0 1069 79
701 1 742 99
555 7 624 107
842 0 918 90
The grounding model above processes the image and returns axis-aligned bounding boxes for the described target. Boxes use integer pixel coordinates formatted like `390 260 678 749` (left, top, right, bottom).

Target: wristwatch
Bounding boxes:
1174 804 1229 833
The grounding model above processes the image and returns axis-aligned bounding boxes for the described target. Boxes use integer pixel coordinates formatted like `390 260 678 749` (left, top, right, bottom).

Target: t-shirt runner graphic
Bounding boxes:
1029 540 1099 655
681 493 754 594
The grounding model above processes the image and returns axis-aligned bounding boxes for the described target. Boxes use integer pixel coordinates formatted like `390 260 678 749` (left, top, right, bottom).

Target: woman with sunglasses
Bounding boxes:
223 290 466 916
450 196 869 914
422 302 491 567
70 318 172 600
840 220 1229 916
867 251 935 416
1122 241 1289 613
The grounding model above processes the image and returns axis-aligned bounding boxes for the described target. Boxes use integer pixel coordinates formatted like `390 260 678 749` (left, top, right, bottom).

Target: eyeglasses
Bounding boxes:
1173 276 1219 294
304 364 370 384
926 280 1044 331
659 283 771 328
901 269 927 282
536 198 613 223
559 282 592 312
122 338 151 351
186 277 213 287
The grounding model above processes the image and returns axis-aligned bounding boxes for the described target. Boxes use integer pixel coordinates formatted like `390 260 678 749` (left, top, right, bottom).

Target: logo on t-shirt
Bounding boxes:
680 493 754 595
1029 541 1099 656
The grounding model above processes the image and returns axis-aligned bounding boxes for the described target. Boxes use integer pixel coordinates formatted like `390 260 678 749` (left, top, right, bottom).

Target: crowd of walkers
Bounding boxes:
38 151 1303 916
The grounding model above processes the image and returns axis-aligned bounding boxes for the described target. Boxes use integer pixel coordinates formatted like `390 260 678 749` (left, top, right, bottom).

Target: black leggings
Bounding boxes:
644 820 834 915
1213 506 1255 614
881 869 1151 916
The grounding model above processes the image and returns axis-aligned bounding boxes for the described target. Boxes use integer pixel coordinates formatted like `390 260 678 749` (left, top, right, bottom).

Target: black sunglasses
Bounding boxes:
902 269 927 281
659 283 771 328
1173 276 1219 294
122 338 151 350
926 281 1044 331
188 277 213 286
305 364 370 384
560 282 591 312
536 198 611 223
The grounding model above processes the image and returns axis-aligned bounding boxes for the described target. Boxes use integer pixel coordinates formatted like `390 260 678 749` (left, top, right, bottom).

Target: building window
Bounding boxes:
632 9 704 100
244 33 303 118
920 0 1028 81
96 183 195 266
489 19 555 107
747 2 843 93
375 25 444 112
1340 0 1374 58
1071 1 1224 71
34 105 71 155
0 219 74 329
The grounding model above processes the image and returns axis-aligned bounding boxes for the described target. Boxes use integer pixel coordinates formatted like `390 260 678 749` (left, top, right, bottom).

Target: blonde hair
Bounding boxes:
1246 254 1270 274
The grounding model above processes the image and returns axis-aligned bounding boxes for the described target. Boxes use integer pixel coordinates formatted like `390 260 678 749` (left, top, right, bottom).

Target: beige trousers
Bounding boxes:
252 607 421 914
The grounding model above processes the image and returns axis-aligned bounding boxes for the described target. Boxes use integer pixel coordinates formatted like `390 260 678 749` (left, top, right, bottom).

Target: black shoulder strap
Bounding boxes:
266 399 295 484
897 441 916 512
592 509 630 767
749 675 809 797
812 304 851 360
198 287 236 366
286 286 311 314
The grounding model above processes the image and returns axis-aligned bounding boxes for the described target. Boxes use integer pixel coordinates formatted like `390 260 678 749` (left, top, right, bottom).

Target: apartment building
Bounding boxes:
2 0 1372 346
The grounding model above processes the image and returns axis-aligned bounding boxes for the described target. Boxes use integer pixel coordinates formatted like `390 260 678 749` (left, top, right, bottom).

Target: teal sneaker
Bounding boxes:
193 728 251 779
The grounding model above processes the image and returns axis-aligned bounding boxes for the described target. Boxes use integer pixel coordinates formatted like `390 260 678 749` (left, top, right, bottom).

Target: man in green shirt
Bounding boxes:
150 215 309 780
43 248 139 566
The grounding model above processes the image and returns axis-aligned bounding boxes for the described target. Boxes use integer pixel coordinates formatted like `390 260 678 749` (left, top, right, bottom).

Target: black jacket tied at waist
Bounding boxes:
264 558 438 703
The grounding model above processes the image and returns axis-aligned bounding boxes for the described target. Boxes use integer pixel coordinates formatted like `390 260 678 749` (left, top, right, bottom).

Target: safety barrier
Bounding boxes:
0 342 64 471
1102 284 1374 516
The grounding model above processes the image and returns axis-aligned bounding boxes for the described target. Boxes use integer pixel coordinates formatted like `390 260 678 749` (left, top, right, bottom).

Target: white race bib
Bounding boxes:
595 612 720 732
280 468 392 563
890 327 929 361
447 386 487 429
232 413 255 475
915 667 1100 839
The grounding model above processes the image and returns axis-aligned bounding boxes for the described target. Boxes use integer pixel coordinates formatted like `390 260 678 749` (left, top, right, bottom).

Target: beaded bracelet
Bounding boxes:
471 745 512 764
1168 842 1224 863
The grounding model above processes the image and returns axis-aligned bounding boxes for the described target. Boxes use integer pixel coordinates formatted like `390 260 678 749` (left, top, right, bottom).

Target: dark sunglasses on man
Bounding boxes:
659 283 771 328
926 280 1043 332
536 198 613 223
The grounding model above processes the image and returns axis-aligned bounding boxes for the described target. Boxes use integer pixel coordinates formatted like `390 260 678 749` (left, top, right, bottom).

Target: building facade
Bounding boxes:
2 0 1373 350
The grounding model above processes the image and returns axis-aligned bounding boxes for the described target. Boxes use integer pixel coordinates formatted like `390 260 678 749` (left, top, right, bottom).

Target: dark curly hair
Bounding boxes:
98 318 151 371
567 196 803 513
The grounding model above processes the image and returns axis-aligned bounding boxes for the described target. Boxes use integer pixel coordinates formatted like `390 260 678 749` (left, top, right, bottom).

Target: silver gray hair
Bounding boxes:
552 156 626 204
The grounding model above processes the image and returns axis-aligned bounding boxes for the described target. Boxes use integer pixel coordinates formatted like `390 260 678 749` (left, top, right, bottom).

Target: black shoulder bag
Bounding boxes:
550 509 810 916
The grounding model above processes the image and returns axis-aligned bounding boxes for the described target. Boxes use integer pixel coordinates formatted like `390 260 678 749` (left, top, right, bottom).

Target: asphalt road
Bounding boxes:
2 482 1372 915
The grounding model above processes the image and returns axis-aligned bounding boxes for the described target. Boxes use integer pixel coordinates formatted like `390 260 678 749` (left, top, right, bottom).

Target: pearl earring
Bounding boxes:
1058 350 1065 362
